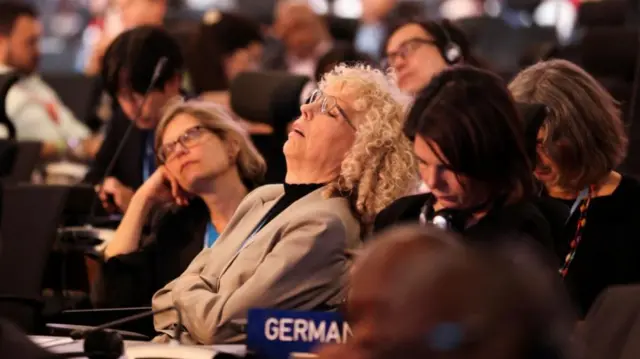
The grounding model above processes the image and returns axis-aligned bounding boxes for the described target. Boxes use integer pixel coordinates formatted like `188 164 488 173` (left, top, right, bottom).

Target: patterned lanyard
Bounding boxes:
559 185 595 278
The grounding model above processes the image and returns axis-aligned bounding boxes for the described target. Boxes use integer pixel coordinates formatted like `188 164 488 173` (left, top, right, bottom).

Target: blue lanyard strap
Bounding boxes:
142 132 155 181
565 186 590 225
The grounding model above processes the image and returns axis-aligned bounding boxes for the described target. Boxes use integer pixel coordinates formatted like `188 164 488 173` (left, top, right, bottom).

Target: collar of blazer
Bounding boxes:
215 184 349 278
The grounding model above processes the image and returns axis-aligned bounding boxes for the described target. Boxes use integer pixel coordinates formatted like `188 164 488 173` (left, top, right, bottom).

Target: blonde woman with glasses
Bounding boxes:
93 99 266 308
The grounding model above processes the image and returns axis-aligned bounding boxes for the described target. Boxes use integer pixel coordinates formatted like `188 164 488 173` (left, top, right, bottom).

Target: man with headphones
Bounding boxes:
383 19 482 96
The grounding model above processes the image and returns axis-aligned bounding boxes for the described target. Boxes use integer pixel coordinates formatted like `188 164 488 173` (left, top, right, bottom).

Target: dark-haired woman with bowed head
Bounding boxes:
375 66 556 254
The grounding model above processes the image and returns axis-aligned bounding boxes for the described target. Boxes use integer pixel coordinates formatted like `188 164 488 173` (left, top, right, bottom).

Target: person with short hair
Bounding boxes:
509 59 640 316
383 19 483 96
375 66 555 253
151 64 417 344
0 1 100 159
85 26 185 213
94 99 265 308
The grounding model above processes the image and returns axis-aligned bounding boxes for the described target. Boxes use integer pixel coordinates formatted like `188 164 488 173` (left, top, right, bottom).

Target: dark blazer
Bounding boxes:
92 199 208 308
374 193 562 255
84 104 149 190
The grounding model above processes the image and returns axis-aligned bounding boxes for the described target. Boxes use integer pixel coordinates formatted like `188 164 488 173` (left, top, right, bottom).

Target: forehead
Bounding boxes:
12 16 40 36
387 23 431 52
162 113 201 142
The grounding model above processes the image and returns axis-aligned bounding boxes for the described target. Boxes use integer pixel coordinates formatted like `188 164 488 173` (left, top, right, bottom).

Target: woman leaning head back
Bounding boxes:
284 63 418 224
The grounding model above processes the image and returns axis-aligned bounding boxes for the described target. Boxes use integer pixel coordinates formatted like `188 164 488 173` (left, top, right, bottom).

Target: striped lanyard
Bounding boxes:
559 185 595 278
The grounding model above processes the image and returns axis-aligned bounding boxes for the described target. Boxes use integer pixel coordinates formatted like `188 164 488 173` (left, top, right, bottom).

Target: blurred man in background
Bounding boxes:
0 2 101 160
263 0 333 78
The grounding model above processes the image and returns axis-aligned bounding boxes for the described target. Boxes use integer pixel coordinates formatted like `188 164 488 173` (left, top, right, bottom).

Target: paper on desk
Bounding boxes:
29 336 74 348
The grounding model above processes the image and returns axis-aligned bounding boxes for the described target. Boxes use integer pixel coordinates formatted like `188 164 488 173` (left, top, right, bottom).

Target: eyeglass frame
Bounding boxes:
157 125 211 163
306 89 357 130
382 38 438 69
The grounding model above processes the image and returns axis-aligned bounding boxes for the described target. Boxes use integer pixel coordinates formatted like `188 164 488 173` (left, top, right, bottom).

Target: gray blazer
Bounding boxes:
152 184 362 344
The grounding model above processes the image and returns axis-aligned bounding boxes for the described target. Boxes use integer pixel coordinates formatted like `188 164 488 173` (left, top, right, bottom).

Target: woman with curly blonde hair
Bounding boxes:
375 66 555 254
151 63 417 344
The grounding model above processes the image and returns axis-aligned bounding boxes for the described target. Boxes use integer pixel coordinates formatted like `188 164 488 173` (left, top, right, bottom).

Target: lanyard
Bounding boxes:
565 186 590 225
204 222 219 248
559 185 595 278
142 132 155 181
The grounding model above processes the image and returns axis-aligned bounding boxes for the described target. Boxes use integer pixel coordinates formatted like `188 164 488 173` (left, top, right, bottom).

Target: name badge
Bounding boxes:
246 308 351 359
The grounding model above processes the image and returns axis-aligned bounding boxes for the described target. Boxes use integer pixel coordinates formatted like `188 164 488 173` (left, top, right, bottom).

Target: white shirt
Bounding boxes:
0 64 90 147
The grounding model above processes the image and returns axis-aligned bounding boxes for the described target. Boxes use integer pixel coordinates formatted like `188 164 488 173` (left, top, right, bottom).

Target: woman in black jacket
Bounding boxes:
93 98 266 308
374 66 556 255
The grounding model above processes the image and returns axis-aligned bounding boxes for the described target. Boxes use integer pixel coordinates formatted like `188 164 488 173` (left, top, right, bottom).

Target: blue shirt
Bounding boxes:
204 222 220 248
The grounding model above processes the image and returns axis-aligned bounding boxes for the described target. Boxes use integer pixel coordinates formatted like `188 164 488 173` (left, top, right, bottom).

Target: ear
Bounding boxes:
225 136 241 162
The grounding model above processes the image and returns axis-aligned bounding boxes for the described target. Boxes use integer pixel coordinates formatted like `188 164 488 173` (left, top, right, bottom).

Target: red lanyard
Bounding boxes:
559 185 595 278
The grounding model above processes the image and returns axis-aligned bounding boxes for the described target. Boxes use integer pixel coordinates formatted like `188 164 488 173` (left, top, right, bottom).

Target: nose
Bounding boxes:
392 55 408 72
421 164 440 190
299 101 317 122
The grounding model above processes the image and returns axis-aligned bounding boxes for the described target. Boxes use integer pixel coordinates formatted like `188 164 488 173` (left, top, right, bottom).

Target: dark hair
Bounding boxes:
0 2 37 36
101 26 184 97
404 65 535 199
314 44 378 83
186 11 263 93
384 20 484 68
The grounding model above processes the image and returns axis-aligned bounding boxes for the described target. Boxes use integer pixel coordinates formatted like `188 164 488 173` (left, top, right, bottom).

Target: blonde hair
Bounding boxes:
321 63 418 225
155 98 267 186
509 59 627 190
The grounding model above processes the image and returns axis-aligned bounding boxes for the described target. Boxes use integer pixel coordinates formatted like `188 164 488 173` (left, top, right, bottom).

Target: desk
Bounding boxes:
29 335 247 358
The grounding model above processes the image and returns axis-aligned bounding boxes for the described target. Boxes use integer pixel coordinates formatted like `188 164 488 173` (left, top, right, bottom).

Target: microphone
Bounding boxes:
63 306 183 359
88 56 169 221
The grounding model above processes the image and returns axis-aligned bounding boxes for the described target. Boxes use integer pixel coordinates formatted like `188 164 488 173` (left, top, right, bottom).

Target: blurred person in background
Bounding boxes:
85 26 185 214
151 64 416 344
509 59 640 317
318 225 575 359
84 0 167 76
354 0 397 59
313 44 377 83
263 0 333 78
375 66 556 254
383 19 482 96
94 99 266 307
185 10 272 135
0 2 102 160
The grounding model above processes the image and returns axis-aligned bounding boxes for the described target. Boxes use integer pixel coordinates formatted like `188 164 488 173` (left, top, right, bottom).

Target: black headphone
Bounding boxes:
434 22 462 65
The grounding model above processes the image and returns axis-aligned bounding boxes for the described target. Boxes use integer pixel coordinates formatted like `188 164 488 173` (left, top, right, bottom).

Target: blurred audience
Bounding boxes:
151 64 416 344
0 2 101 160
313 44 377 83
383 19 482 96
264 0 333 78
186 10 272 135
84 0 167 76
94 99 265 307
318 225 575 359
375 66 555 254
355 0 397 59
85 26 184 213
510 59 640 316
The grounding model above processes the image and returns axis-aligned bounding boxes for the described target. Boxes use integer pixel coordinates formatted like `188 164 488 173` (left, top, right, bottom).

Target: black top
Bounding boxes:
248 183 324 236
374 193 562 255
551 175 640 317
84 105 148 190
93 199 209 308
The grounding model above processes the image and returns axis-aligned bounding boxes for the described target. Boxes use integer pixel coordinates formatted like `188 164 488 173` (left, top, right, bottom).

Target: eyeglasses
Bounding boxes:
157 125 209 163
306 89 356 130
382 38 438 69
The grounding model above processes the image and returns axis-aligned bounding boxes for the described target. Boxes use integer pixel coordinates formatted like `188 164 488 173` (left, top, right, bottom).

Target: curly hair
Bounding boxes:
320 64 418 225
